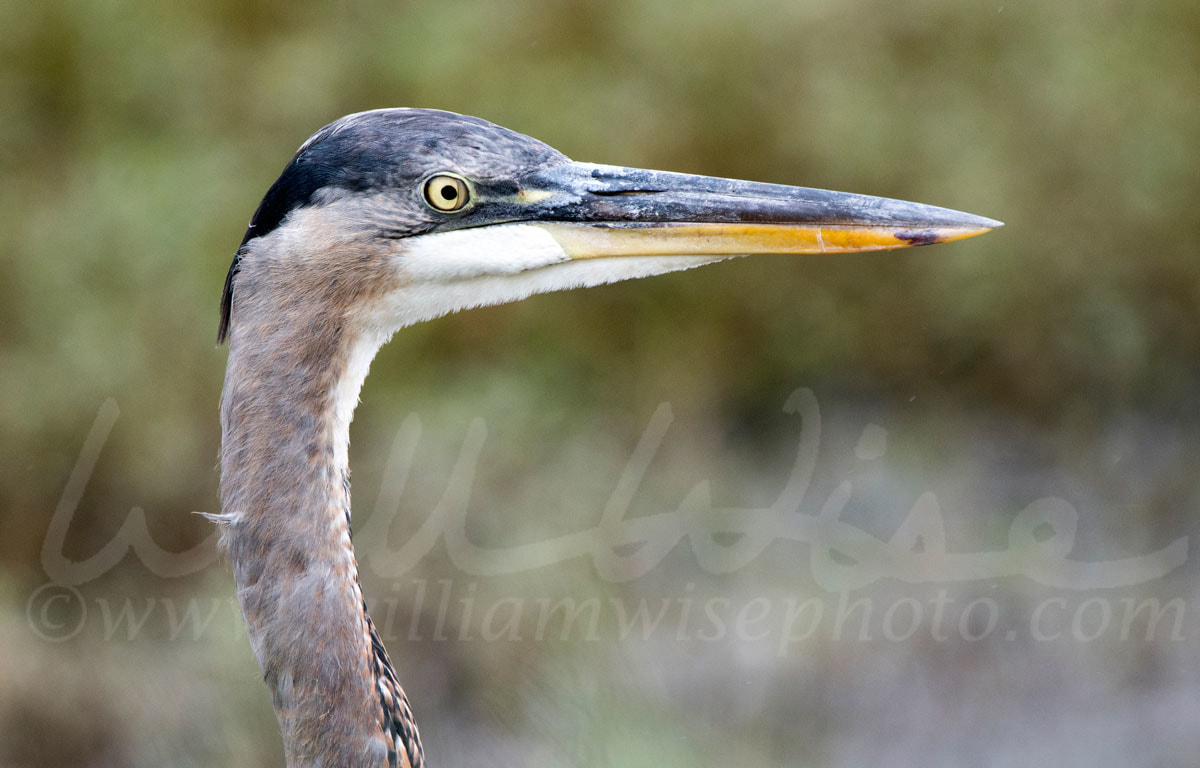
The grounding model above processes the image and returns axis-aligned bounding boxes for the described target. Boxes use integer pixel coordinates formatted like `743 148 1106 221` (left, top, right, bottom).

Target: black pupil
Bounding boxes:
440 184 458 201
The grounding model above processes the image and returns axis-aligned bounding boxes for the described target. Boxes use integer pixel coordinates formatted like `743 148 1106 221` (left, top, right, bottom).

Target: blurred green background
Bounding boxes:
3 0 1199 765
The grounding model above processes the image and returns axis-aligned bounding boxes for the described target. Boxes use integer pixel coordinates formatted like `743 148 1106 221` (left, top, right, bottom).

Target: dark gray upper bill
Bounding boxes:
505 161 1002 231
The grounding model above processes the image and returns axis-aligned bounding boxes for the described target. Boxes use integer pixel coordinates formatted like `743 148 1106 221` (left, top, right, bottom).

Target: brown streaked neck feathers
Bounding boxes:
218 230 423 768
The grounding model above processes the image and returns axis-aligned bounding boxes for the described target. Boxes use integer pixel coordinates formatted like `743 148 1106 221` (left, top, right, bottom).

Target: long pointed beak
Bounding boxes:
505 161 1001 257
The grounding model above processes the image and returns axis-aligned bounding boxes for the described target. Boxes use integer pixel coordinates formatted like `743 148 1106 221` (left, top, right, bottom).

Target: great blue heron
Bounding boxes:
215 108 1000 767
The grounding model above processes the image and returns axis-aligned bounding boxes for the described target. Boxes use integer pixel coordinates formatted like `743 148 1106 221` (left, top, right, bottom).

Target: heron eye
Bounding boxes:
422 174 471 212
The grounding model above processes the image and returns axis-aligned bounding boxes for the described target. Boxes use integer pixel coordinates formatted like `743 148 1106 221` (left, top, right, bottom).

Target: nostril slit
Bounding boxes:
591 188 666 197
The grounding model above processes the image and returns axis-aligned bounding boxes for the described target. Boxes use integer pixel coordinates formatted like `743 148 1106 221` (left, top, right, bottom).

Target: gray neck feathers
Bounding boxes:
218 232 421 767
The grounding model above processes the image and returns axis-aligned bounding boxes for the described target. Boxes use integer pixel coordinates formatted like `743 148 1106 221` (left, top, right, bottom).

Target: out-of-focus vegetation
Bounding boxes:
2 0 1199 765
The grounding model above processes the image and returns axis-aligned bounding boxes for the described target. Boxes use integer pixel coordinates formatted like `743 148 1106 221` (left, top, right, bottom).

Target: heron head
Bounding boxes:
219 108 999 343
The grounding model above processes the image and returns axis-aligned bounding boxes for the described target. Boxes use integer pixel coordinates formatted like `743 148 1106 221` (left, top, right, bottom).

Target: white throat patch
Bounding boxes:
400 223 570 283
368 223 735 332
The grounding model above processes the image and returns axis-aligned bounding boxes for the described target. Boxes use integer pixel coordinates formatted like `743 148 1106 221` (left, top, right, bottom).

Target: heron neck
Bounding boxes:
219 314 419 767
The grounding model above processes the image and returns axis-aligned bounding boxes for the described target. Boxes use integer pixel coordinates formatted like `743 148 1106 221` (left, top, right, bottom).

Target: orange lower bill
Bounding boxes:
538 221 997 258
